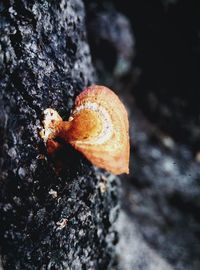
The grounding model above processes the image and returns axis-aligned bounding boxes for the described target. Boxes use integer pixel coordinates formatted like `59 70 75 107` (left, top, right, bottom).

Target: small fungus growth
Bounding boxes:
40 85 130 175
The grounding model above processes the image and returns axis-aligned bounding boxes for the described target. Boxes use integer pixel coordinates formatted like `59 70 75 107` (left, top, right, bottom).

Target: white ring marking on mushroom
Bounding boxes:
72 102 113 145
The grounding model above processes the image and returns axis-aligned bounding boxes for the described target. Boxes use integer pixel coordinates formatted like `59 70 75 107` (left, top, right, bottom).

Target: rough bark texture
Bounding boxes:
0 1 119 269
1 0 200 270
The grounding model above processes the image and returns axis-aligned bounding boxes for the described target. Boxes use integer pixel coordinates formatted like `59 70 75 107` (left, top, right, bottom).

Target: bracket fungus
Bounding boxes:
40 85 130 175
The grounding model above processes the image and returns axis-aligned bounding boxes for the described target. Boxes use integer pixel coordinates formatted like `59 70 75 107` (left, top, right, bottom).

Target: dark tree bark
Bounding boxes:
0 1 119 269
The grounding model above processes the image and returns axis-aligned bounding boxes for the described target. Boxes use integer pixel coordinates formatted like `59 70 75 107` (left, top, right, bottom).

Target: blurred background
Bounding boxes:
84 0 200 269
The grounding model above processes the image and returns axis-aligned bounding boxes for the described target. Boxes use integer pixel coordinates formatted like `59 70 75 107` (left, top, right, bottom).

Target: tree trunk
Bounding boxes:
0 1 119 269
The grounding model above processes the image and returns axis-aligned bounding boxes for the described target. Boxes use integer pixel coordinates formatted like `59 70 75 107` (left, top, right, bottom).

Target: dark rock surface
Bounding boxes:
121 103 200 270
85 2 135 85
114 211 173 270
0 1 119 269
85 1 200 270
114 0 200 149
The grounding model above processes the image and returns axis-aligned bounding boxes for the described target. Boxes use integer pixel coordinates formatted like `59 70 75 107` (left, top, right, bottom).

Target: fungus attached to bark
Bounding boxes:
40 85 130 175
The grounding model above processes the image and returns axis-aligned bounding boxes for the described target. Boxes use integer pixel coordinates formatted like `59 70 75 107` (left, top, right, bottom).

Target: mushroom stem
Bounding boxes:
56 121 72 141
